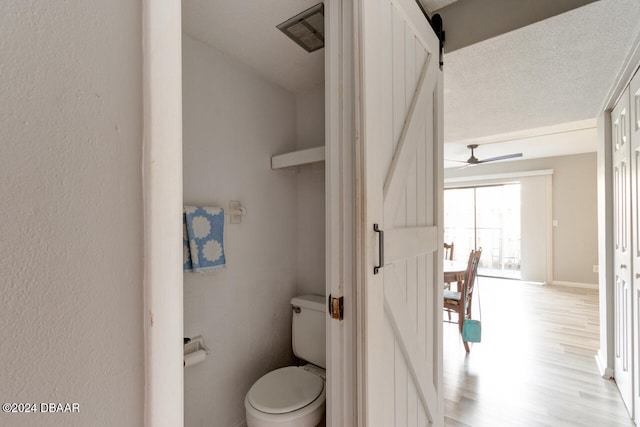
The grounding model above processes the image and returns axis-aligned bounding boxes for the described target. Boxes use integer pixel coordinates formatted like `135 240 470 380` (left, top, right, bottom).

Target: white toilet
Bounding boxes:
245 295 326 427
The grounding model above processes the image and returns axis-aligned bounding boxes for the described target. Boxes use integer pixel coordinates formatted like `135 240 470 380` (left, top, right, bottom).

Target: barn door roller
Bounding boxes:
430 14 445 70
415 1 445 69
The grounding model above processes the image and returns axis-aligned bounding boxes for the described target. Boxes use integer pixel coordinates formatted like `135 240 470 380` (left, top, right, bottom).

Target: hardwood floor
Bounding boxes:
444 278 634 427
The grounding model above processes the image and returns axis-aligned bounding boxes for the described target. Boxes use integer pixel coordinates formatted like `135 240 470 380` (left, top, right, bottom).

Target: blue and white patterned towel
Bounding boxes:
183 206 226 273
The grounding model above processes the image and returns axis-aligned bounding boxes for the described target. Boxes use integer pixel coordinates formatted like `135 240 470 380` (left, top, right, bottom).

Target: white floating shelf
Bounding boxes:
271 146 325 169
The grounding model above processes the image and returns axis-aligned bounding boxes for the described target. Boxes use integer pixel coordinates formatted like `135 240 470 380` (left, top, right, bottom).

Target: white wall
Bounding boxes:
549 153 598 284
445 152 598 284
0 1 144 426
295 84 326 297
182 35 299 427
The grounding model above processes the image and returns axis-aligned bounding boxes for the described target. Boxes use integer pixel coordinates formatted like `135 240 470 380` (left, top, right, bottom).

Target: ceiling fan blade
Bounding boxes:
444 158 469 164
478 153 523 163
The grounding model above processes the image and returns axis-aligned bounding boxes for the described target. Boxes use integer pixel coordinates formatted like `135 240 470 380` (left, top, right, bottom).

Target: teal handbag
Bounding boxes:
462 319 481 343
462 277 482 343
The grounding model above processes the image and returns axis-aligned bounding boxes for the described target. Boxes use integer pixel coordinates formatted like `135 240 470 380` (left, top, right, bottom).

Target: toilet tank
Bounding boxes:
291 295 326 369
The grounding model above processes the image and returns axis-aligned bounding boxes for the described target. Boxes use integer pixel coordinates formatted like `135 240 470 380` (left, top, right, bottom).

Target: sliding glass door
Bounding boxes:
444 184 521 279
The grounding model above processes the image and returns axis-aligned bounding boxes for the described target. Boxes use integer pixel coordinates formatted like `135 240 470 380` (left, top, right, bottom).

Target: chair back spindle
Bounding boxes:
444 242 454 260
463 249 482 318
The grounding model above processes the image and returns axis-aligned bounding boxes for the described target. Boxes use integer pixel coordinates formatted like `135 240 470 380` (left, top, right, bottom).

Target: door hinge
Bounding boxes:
328 294 344 321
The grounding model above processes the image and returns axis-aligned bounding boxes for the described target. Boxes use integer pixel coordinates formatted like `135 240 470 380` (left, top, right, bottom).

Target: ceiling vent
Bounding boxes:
276 3 324 53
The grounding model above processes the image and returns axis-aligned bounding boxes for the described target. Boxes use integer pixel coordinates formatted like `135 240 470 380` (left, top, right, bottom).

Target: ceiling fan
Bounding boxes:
448 144 523 166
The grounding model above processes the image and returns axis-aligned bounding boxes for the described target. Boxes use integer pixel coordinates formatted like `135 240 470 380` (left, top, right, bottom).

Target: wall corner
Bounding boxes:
596 110 614 375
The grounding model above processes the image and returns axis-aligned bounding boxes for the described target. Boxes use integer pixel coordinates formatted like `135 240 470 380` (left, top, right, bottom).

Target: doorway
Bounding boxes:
143 0 428 424
444 184 521 279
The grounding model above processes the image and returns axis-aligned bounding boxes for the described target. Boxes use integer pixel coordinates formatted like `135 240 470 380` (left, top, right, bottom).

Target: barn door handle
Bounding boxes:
374 223 384 274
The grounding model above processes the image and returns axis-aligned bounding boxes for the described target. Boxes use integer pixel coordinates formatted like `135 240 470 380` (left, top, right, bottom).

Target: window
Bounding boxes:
444 184 521 279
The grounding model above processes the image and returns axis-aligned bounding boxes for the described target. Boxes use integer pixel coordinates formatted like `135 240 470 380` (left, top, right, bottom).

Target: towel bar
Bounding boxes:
226 207 247 216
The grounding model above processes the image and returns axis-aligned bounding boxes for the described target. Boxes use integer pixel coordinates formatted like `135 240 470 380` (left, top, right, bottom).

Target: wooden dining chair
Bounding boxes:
444 242 454 260
443 248 482 352
443 242 455 290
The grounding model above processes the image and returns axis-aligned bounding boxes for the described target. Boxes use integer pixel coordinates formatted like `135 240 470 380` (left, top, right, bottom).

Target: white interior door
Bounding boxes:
613 86 633 416
357 0 443 425
630 70 640 423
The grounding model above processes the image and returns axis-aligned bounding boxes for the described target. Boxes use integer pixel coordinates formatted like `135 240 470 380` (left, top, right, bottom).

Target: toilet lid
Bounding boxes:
248 366 324 414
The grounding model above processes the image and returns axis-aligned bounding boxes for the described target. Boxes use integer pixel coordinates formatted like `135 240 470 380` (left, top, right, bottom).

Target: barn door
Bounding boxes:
356 0 444 425
613 87 633 416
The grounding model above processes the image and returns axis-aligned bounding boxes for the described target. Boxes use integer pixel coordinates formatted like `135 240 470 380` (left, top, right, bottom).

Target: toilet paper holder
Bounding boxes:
184 335 210 367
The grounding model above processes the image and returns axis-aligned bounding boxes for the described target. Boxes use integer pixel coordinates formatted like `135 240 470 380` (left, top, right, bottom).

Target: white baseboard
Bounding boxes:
550 280 598 290
596 350 614 379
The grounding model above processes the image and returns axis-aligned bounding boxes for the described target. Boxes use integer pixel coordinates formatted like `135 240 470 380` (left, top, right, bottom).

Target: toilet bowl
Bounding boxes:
244 366 325 427
244 295 327 427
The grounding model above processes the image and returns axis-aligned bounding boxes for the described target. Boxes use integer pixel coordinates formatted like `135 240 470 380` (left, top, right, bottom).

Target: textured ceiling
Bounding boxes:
443 0 640 143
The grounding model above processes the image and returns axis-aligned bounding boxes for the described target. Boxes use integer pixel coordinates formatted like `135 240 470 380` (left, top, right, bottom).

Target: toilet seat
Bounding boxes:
247 366 324 414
